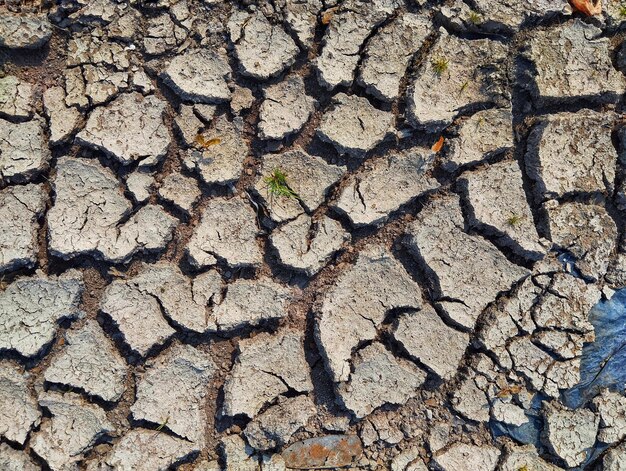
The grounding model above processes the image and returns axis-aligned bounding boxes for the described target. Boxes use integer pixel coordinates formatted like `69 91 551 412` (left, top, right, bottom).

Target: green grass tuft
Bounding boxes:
507 214 523 227
263 168 299 200
468 10 481 24
431 57 449 77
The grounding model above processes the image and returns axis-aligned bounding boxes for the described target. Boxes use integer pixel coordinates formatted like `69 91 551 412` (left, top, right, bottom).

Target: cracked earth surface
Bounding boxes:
1 0 626 470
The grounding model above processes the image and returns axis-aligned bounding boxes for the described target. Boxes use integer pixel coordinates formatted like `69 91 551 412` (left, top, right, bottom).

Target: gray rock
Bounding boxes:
408 30 509 131
337 342 426 418
125 170 154 203
604 442 626 471
43 86 82 145
358 13 431 102
523 20 624 103
228 10 299 80
0 75 33 119
31 392 114 471
0 443 40 471
545 201 617 280
44 320 127 402
392 305 469 380
158 172 201 214
221 434 260 471
404 194 529 330
48 158 177 263
244 395 316 450
213 277 292 331
0 271 83 357
0 363 41 445
183 116 248 186
316 244 423 383
105 429 199 471
0 14 52 49
223 330 312 418
259 75 316 140
526 110 618 198
131 344 216 446
433 443 501 471
0 184 46 273
593 389 626 445
334 148 438 226
317 93 394 156
76 92 171 167
187 196 262 268
161 49 231 103
0 117 50 182
445 108 514 171
254 148 345 223
542 401 599 467
316 0 402 89
460 160 545 260
270 214 349 275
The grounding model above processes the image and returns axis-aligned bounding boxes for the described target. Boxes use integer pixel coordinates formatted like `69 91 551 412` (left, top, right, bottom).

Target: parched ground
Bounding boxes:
1 0 626 469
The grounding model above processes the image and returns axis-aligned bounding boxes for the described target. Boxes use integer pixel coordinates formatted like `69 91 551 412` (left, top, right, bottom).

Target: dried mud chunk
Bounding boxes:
43 86 82 145
337 342 426 418
499 444 562 471
0 363 41 445
334 148 438 227
523 20 624 103
0 271 83 358
0 75 33 119
433 443 501 471
76 92 170 167
0 14 52 49
67 34 130 70
131 344 216 446
451 376 490 422
316 245 423 383
408 30 509 131
187 196 262 269
317 93 394 156
221 434 259 471
0 117 50 182
526 110 618 198
0 443 40 471
0 184 46 273
143 13 187 55
223 330 312 418
604 442 626 471
278 0 322 48
158 172 201 214
161 49 231 103
404 194 529 330
592 389 626 445
44 320 127 402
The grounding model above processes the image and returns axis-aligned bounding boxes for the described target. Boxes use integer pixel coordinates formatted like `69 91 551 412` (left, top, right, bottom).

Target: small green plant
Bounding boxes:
263 168 299 201
620 5 626 17
431 57 449 77
507 214 523 227
468 10 481 24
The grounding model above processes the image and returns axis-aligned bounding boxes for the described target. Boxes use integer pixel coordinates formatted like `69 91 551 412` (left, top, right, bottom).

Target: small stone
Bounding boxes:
259 75 316 140
0 363 41 445
593 389 626 445
228 10 299 80
358 13 431 102
270 214 349 276
76 92 171 167
183 116 249 186
282 435 363 469
526 110 618 198
161 49 232 103
221 434 259 471
44 320 127 402
459 159 545 260
522 20 624 104
105 429 199 471
0 117 50 182
392 305 469 380
408 30 509 131
158 172 201 214
0 271 83 358
337 342 426 418
131 344 216 446
404 194 529 330
316 245 423 383
223 330 312 418
31 392 114 471
0 75 33 119
187 196 262 268
0 14 52 49
542 401 599 467
230 86 255 115
0 184 46 273
334 148 438 226
317 93 394 156
43 86 82 145
433 443 501 471
444 108 514 171
126 170 155 203
0 443 40 471
244 395 316 450
254 148 345 223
